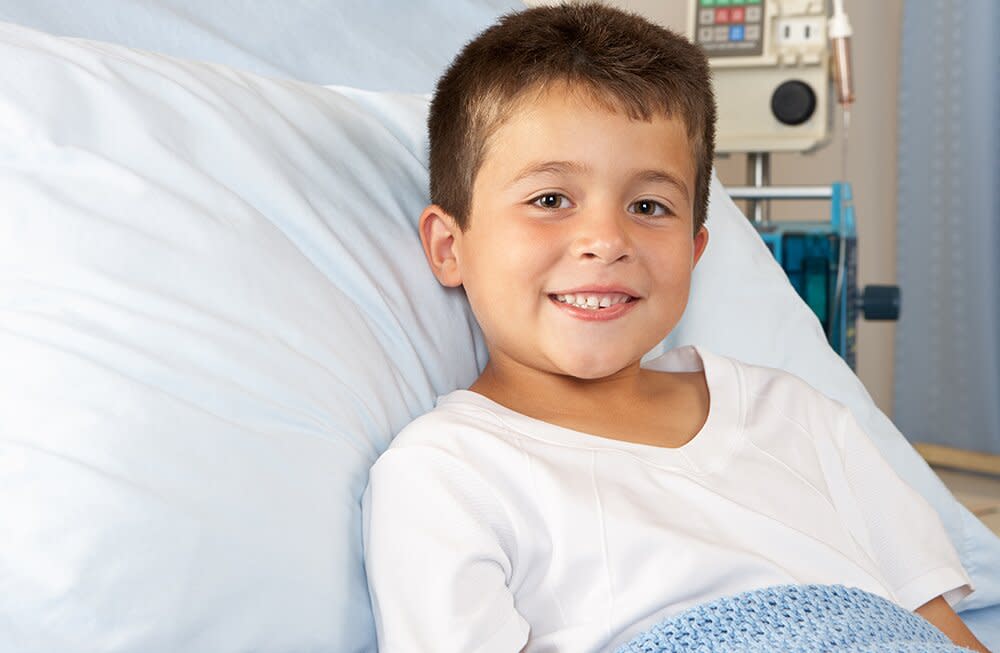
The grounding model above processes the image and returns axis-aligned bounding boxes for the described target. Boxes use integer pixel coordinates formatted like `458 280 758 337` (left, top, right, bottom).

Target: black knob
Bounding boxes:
771 80 817 126
858 285 901 321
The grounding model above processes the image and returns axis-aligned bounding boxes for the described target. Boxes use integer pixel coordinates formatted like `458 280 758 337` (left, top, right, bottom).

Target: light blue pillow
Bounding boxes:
0 0 521 90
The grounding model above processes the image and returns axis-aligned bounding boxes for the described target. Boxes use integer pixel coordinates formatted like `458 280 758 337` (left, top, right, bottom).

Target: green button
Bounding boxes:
715 0 731 5
745 0 761 3
700 0 715 6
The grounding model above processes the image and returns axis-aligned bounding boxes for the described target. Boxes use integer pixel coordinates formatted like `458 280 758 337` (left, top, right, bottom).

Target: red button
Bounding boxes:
715 8 730 23
731 7 745 22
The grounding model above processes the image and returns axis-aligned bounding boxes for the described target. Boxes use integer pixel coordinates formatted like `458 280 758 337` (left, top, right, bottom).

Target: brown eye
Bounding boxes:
630 199 669 217
532 193 570 209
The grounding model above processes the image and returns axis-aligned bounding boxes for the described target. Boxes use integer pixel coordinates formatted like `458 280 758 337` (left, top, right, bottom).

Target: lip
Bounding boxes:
548 295 640 322
547 284 641 298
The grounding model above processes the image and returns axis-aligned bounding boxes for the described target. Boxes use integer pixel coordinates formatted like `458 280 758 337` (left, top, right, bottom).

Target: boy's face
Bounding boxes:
421 85 708 383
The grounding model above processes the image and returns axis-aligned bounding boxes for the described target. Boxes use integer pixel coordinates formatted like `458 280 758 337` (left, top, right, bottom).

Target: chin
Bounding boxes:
554 351 635 380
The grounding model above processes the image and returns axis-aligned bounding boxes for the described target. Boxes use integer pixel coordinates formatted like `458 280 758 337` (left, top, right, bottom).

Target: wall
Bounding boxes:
525 0 905 417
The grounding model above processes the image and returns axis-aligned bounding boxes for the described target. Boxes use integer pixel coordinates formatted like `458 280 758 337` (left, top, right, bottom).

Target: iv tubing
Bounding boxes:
829 0 854 106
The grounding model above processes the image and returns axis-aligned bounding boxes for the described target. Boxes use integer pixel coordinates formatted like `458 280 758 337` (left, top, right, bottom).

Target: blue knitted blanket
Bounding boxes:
615 584 971 653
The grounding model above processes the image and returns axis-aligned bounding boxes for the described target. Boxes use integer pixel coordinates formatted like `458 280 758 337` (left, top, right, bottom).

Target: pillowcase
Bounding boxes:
0 19 996 653
0 21 484 653
0 0 521 90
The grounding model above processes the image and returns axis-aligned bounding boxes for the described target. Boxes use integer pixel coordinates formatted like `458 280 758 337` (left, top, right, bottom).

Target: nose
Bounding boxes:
569 208 634 263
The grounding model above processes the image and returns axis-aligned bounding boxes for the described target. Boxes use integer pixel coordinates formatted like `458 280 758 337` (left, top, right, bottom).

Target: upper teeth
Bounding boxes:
554 293 632 309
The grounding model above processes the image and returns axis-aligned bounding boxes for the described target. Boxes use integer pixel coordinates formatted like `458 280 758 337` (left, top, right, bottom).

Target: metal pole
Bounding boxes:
746 152 771 223
726 186 834 200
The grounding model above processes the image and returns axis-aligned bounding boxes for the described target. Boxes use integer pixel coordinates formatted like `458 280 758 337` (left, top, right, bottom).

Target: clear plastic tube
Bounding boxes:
831 35 855 106
829 0 855 106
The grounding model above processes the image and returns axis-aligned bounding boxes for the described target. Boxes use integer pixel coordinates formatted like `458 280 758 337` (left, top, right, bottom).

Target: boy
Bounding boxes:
362 4 988 651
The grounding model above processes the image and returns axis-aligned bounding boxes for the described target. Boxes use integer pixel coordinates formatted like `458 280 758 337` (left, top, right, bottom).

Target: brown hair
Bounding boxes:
428 2 716 234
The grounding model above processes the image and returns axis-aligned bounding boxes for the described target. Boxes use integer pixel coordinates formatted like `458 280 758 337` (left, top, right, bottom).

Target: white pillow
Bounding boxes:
0 19 996 653
0 21 483 653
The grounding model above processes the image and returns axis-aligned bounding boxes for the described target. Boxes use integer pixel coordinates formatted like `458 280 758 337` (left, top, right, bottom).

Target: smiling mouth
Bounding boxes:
547 292 637 311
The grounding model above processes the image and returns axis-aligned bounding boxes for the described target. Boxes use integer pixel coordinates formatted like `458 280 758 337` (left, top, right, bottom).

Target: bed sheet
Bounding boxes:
960 604 1000 650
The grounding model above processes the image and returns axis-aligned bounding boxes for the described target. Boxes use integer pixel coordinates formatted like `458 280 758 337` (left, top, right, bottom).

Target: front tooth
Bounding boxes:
585 296 599 307
599 296 612 308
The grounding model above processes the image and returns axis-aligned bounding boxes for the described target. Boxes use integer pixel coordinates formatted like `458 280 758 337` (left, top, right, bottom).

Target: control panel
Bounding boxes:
688 0 832 153
694 0 765 58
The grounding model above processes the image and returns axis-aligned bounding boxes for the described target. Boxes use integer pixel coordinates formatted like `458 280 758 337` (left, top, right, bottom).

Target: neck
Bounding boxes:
469 352 650 421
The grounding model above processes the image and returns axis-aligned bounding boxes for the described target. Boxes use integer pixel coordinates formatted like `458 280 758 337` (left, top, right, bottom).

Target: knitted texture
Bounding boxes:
615 584 971 653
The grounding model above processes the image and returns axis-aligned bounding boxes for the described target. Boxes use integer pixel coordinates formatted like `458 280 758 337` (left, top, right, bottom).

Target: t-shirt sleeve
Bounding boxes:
834 407 973 611
362 445 530 653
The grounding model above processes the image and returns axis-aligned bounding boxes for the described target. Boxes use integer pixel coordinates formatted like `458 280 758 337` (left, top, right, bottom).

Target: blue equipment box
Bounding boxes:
753 183 858 369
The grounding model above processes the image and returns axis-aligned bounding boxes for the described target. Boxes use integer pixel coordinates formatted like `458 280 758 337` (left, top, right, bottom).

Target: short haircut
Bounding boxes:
428 2 716 233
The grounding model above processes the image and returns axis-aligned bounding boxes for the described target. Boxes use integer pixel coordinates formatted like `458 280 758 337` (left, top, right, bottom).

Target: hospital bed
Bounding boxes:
0 2 997 651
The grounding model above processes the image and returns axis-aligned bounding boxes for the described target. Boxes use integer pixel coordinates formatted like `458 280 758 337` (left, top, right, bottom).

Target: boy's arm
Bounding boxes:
915 595 991 652
363 446 529 653
833 407 974 609
831 409 988 650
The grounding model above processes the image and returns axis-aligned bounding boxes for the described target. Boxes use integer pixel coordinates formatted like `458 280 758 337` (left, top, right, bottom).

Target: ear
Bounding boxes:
418 204 464 287
692 225 709 267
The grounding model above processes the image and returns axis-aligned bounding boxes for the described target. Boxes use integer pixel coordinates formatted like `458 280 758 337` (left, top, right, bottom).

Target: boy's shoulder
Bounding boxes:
379 389 521 462
652 345 844 408
367 392 531 512
735 353 844 410
715 348 855 443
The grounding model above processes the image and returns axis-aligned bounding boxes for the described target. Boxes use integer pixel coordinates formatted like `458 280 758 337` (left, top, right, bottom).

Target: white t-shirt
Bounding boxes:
362 345 972 653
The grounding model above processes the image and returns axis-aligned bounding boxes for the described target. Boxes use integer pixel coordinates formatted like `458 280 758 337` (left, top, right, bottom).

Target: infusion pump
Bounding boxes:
687 0 834 153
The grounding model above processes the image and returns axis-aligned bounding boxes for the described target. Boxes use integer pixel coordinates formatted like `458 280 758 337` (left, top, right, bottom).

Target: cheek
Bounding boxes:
647 238 694 272
483 224 560 279
647 244 696 296
458 249 526 319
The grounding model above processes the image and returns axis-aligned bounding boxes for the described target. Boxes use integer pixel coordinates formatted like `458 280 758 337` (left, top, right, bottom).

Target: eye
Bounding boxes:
530 193 572 210
629 199 671 217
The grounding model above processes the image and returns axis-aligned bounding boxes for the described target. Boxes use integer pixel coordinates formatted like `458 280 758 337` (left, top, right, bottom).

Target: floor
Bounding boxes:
933 466 1000 536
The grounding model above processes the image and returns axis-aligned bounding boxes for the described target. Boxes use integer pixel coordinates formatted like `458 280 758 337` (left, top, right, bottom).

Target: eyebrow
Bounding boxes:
506 159 690 202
